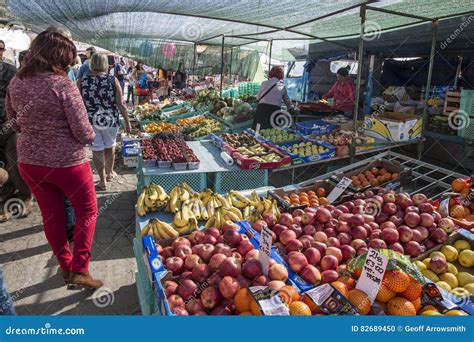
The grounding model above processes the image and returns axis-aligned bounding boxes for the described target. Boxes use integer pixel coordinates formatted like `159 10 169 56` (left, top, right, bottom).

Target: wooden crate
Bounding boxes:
443 90 461 116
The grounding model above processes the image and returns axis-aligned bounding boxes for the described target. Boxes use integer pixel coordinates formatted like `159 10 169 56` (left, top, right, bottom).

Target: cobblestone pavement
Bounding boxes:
0 158 140 315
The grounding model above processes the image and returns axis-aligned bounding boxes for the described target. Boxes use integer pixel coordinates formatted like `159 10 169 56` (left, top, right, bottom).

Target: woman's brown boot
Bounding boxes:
69 272 103 289
61 269 71 284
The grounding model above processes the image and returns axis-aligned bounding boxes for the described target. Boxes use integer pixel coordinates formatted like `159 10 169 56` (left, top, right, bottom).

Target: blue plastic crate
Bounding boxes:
296 119 337 136
212 169 268 194
133 238 156 315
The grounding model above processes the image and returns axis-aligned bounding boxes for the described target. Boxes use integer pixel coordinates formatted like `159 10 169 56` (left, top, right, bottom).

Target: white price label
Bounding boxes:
356 248 389 304
248 286 289 316
326 177 352 204
258 226 273 276
255 123 261 138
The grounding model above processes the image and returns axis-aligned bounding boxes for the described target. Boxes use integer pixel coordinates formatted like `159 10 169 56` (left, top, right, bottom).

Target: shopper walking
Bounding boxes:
252 66 292 130
6 31 102 289
114 58 126 92
76 46 96 80
79 53 131 191
125 67 135 105
322 66 355 118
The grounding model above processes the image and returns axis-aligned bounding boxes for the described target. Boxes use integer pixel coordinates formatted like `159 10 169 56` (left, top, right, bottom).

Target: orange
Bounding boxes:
338 275 356 290
331 281 349 298
348 289 371 315
279 285 299 305
386 297 416 316
250 299 262 315
234 288 252 313
289 301 312 316
452 178 466 192
450 204 465 219
376 283 396 303
318 197 328 205
411 297 421 312
461 188 470 199
239 311 253 315
289 193 299 200
315 188 326 197
400 278 422 301
302 294 320 313
384 270 410 293
307 191 316 196
418 305 438 314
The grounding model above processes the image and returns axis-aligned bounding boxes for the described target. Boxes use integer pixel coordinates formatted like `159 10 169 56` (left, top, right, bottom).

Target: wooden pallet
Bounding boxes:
443 90 461 115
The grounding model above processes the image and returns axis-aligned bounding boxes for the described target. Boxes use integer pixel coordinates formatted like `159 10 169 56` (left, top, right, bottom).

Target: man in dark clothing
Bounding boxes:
0 49 33 222
114 58 126 92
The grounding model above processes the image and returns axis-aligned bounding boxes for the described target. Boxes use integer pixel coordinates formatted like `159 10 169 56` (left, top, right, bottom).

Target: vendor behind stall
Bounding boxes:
322 67 355 118
252 66 292 130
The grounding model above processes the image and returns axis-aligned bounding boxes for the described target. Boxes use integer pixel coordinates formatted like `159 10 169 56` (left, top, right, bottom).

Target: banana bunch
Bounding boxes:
141 218 179 240
171 195 203 235
229 190 251 209
200 189 233 217
241 191 281 223
165 182 195 213
137 184 169 216
205 206 243 229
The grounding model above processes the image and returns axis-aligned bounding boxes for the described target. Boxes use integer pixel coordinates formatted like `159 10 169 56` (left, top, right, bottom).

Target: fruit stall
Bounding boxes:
132 148 474 316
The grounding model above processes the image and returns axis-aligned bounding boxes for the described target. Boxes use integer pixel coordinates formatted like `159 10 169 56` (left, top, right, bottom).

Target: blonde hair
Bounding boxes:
72 56 82 66
90 53 108 72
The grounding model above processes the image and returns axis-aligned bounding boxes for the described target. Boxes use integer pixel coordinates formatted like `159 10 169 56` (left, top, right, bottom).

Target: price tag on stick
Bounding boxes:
326 177 352 204
356 248 389 304
255 123 261 138
258 226 273 276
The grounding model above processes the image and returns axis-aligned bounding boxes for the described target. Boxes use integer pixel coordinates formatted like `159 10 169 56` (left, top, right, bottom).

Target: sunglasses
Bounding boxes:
0 48 5 51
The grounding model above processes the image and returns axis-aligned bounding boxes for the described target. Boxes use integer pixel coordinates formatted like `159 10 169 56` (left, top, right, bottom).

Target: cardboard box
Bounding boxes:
363 112 423 141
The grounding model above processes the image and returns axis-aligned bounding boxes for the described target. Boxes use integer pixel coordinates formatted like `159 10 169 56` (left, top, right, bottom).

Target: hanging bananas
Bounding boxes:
136 184 169 216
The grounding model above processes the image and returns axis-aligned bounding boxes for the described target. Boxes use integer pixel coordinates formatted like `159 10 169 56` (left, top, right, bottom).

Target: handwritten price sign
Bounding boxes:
259 226 273 276
326 177 352 204
356 248 389 304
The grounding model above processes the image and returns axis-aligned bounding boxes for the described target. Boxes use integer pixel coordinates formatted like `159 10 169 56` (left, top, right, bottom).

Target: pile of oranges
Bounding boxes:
234 285 312 316
282 188 328 207
350 167 399 189
144 122 179 133
449 177 474 221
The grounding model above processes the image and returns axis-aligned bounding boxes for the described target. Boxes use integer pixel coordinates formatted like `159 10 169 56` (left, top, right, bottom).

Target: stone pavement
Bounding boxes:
0 158 140 315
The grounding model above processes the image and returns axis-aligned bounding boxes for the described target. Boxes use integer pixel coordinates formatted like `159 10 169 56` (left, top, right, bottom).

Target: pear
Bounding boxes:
456 272 474 287
436 281 452 292
439 273 458 289
453 239 471 253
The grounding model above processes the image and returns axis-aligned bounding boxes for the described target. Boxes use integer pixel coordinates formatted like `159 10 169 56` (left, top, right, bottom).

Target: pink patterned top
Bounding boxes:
6 73 95 168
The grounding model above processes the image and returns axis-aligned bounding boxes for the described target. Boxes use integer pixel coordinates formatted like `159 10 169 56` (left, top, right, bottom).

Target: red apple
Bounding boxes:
299 236 313 249
263 213 277 227
438 217 455 233
429 256 448 274
311 241 327 255
414 226 429 240
325 247 343 263
251 275 269 286
172 307 189 315
397 225 413 243
303 224 316 236
325 218 338 229
186 298 204 315
368 239 387 249
304 247 321 265
357 247 369 256
210 305 231 316
424 239 437 250
163 246 174 259
383 193 396 203
337 232 352 245
163 280 179 298
268 263 288 281
290 224 303 238
324 227 337 238
207 272 222 287
236 274 250 289
179 271 193 283
200 286 221 310
177 279 197 300
172 237 191 250
351 239 367 250
219 276 240 299
381 228 399 244
219 256 241 278
301 265 321 285
221 221 239 233
301 212 315 225
293 208 305 217
404 212 420 228
236 240 254 257
340 245 356 261
214 243 232 257
389 242 404 254
268 280 286 291
412 193 428 206
331 209 343 219
327 237 341 248
286 239 304 252
185 254 203 271
380 221 396 230
209 253 227 271
165 256 184 275
432 211 442 224
418 202 434 214
188 231 205 246
321 270 339 284
336 205 350 214
368 222 379 231
320 255 339 271
375 212 389 224
316 208 332 223
389 215 403 227
279 213 294 227
369 229 382 240
351 225 368 240
223 230 242 247
405 206 420 214
245 249 259 261
419 213 434 228
411 229 423 243
431 228 448 243
242 259 263 279
335 221 350 233
168 294 185 309
348 214 365 227
198 244 215 262
383 202 397 216
292 216 302 226
288 252 309 273
200 234 217 246
279 229 297 245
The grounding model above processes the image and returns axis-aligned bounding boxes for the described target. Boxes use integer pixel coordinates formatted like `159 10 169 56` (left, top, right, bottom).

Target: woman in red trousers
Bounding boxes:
5 31 102 289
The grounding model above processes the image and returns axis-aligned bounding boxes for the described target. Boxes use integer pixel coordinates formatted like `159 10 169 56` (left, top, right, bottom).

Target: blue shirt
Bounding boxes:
77 59 91 80
67 68 76 82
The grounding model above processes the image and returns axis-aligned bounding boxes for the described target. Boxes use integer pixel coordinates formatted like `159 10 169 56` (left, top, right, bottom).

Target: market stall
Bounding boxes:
132 149 474 316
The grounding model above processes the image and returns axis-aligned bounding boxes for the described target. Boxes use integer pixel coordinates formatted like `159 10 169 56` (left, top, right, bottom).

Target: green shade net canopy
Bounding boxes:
5 0 474 78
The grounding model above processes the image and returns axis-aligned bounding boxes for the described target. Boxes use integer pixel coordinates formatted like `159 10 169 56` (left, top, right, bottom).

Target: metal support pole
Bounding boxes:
220 35 225 96
192 42 196 83
268 39 273 76
418 20 438 159
229 46 233 84
351 4 366 163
